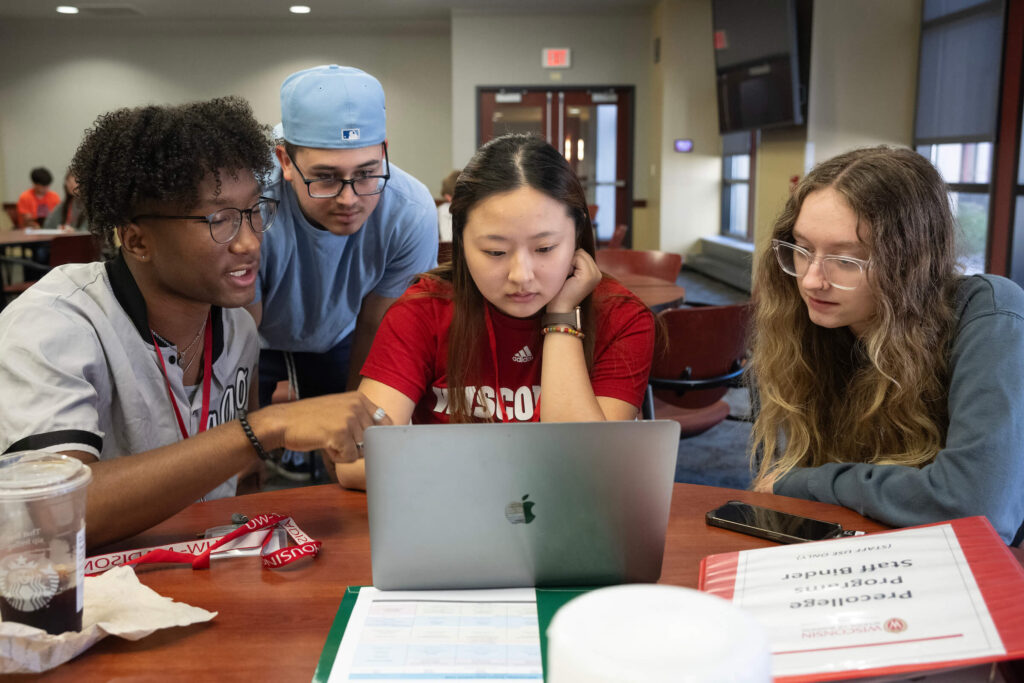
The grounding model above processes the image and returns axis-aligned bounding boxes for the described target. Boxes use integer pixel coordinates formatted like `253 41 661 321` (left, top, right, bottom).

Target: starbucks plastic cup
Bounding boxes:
547 584 772 683
0 451 92 634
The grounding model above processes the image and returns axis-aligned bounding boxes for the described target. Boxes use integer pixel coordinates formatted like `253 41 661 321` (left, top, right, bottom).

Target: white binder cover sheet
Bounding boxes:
327 587 542 682
703 520 1017 680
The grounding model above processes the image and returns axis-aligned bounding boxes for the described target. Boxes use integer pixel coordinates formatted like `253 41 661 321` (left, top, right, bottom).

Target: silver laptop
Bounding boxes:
364 420 680 590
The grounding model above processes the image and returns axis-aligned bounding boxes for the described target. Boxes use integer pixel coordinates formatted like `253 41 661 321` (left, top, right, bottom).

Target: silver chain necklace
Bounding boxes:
179 349 202 377
177 320 206 358
177 319 207 376
152 318 206 376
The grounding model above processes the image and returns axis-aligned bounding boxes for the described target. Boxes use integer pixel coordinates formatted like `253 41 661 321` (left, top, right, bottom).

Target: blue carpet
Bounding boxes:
668 270 754 490
674 418 753 490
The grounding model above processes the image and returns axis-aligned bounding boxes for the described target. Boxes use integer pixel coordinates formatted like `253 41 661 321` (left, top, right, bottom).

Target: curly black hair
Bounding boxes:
69 96 273 249
30 167 53 186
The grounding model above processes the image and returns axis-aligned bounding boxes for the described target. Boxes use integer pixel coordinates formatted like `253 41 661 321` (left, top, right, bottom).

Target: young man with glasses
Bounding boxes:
250 65 438 481
0 97 388 549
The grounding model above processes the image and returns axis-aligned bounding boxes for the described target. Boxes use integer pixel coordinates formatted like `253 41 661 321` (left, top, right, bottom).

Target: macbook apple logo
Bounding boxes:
505 494 536 524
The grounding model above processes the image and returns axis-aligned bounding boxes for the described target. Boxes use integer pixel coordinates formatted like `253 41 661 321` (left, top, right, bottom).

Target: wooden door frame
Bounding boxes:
477 85 635 245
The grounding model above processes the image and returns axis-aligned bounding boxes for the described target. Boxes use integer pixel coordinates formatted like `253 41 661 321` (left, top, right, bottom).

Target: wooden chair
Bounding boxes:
598 224 629 250
595 248 683 283
643 303 751 437
2 203 22 229
1 234 100 305
608 224 628 249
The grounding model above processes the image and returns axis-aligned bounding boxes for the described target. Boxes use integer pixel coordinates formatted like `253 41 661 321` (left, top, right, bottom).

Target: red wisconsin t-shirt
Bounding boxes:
361 276 654 424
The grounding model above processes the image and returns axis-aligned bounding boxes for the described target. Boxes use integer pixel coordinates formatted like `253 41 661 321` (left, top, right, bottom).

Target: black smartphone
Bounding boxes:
706 500 847 544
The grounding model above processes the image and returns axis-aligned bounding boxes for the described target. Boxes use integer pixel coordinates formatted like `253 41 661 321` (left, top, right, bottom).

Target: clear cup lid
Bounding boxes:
0 451 92 501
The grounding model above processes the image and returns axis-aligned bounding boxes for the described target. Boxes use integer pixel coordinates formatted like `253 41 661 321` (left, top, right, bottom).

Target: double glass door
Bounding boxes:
478 87 634 245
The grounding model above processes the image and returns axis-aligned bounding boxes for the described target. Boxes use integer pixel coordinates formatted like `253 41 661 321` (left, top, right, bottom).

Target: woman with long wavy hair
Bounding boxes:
335 134 655 489
751 146 1024 545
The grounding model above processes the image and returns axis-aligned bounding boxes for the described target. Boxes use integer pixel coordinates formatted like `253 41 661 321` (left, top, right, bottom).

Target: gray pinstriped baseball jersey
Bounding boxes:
0 255 259 501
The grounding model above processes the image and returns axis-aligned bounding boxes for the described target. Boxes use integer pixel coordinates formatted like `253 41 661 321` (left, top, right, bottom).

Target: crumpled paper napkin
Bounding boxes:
0 565 217 674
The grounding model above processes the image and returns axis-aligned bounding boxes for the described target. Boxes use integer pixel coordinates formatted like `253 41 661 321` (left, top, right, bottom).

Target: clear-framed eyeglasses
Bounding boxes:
771 239 870 291
290 143 390 198
132 196 279 244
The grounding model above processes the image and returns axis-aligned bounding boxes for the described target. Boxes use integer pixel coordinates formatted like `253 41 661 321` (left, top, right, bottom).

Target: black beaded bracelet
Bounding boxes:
238 413 273 462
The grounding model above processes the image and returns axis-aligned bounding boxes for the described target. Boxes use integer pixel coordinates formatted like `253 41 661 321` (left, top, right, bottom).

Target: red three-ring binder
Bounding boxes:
699 516 1024 682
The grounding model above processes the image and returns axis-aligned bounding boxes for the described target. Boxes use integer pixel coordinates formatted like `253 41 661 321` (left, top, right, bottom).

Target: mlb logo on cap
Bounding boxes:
280 65 386 149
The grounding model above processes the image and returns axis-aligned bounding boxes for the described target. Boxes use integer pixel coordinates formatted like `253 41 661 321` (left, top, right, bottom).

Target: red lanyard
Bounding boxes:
151 312 213 439
85 513 321 573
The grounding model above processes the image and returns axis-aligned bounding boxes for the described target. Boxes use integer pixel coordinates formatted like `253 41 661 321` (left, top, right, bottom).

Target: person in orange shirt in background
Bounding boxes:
16 167 61 228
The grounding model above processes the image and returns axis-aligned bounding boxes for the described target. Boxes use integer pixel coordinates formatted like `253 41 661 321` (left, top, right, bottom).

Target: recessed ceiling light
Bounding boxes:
56 5 79 13
289 5 311 13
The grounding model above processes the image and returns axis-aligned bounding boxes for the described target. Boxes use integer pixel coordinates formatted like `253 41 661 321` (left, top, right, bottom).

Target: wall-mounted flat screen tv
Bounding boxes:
712 0 812 133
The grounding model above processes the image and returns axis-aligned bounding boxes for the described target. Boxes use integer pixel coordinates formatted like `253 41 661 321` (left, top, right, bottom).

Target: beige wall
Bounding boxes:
0 124 8 230
450 9 653 199
806 0 920 165
644 1 666 251
0 19 451 203
651 0 721 255
0 2 924 257
747 0 922 253
753 127 806 252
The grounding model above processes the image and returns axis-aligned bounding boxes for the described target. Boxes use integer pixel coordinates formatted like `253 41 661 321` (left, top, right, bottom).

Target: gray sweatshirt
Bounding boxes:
775 274 1024 546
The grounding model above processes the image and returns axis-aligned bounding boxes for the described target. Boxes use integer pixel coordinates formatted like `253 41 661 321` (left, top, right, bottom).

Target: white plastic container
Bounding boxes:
0 452 92 634
547 584 771 682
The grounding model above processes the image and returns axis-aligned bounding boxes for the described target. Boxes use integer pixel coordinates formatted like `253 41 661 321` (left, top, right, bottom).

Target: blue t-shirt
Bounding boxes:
255 161 438 353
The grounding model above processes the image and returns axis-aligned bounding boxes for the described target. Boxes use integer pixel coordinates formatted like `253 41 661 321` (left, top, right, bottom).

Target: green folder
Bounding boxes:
313 586 592 682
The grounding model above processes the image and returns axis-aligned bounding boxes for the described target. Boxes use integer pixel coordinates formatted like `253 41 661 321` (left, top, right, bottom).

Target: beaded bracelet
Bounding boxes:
541 324 585 340
239 412 274 462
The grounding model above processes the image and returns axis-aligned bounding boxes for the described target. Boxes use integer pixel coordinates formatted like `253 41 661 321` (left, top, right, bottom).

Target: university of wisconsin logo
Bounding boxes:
884 618 908 633
432 384 542 421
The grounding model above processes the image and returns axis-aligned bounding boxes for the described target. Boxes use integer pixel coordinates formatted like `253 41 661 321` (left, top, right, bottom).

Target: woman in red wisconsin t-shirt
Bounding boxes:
340 134 656 489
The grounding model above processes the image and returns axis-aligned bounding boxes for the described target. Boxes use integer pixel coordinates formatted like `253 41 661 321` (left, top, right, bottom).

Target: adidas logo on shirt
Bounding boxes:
513 346 534 363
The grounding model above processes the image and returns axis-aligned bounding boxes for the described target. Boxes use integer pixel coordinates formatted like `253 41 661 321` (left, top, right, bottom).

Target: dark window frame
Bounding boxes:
913 0 1008 273
994 0 1024 281
720 130 758 242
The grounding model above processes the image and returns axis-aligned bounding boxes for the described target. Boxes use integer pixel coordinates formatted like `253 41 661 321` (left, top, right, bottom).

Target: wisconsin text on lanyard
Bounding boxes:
84 513 321 574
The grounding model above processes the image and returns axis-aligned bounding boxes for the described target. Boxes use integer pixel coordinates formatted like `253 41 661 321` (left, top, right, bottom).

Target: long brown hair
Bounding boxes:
60 173 86 229
751 146 960 485
424 134 599 422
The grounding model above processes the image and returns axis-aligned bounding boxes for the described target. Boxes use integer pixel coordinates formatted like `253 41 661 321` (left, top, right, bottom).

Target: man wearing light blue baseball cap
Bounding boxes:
251 65 438 481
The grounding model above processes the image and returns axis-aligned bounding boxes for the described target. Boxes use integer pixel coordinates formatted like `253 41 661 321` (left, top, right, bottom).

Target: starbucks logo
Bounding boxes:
0 553 59 612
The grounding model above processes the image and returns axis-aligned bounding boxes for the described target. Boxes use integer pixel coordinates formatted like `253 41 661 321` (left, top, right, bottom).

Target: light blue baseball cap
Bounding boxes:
280 65 386 149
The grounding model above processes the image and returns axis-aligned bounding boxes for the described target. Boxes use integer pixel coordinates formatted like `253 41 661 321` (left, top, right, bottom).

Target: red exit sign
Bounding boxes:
543 48 572 69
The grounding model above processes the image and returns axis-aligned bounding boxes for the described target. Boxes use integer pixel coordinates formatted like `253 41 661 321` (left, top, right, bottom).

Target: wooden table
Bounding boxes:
12 483 900 681
0 230 94 294
0 229 88 247
614 273 686 309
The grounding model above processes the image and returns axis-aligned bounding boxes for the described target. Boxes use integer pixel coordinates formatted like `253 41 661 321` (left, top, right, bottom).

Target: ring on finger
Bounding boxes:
372 407 387 423
356 441 364 449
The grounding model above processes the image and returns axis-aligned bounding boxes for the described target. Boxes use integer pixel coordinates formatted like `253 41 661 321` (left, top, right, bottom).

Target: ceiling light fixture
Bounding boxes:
289 5 311 14
56 5 79 13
